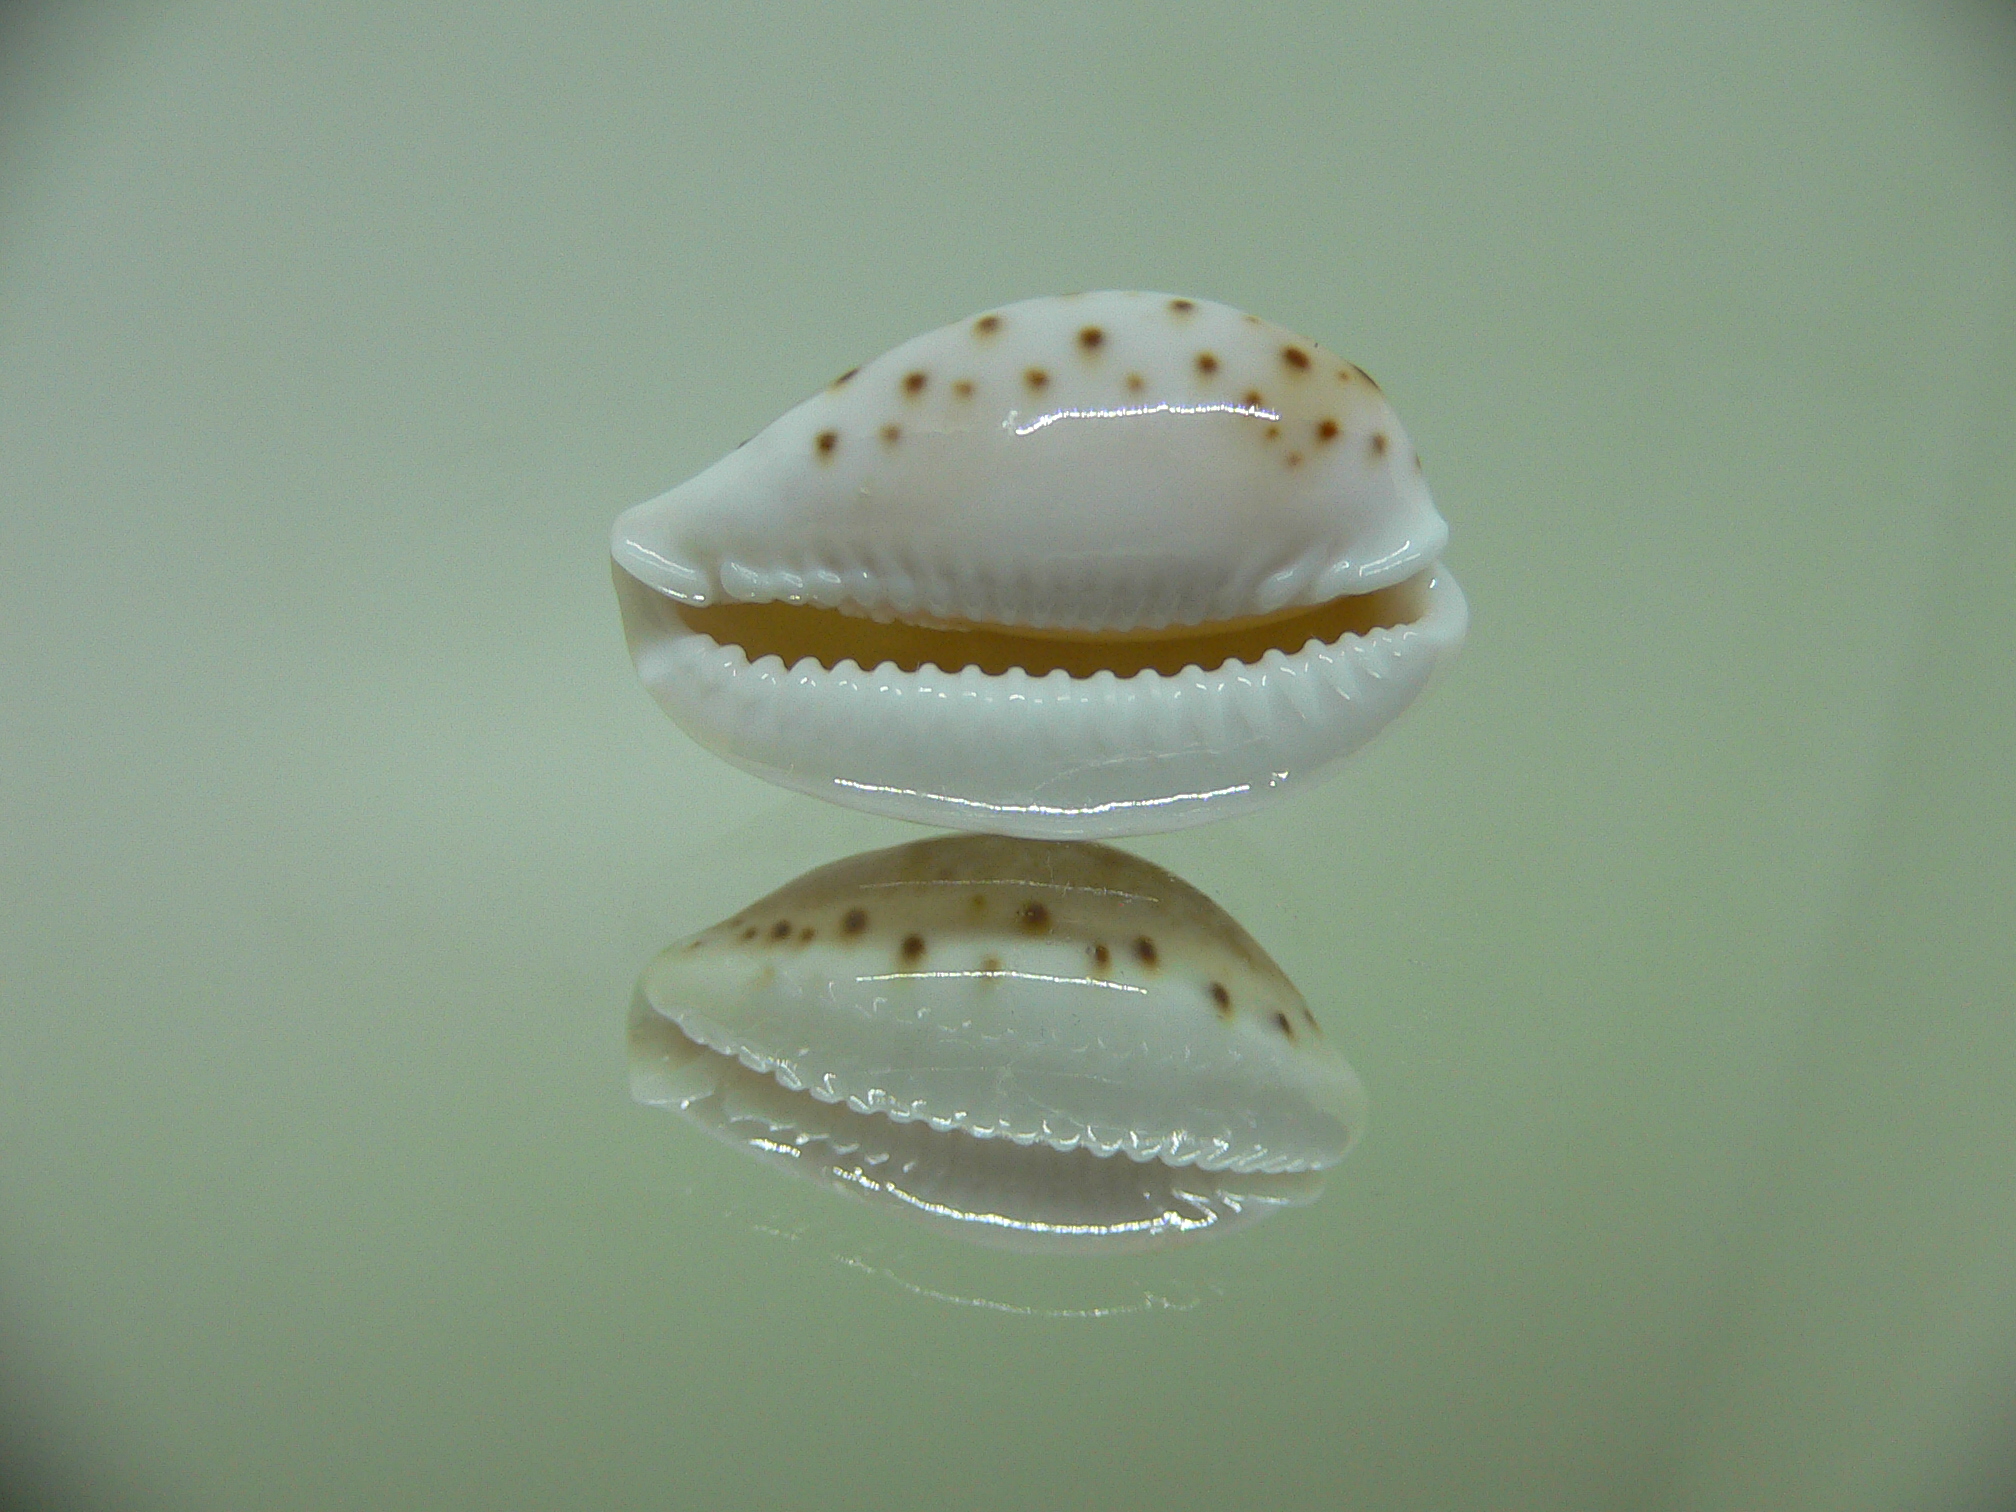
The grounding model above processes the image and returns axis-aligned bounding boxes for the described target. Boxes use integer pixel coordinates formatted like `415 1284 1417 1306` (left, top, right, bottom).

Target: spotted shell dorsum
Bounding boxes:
628 835 1363 1252
613 292 1466 837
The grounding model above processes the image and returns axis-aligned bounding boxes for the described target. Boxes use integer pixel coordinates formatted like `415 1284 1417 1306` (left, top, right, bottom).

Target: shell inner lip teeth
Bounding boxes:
660 570 1435 680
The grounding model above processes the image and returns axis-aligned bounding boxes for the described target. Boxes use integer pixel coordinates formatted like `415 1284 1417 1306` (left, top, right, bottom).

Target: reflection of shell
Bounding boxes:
613 291 1466 838
628 835 1364 1252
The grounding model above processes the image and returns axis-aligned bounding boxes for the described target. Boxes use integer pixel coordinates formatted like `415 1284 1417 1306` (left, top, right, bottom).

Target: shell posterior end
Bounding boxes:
612 487 718 604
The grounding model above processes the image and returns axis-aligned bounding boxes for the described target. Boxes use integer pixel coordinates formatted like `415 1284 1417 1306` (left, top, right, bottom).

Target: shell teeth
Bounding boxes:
691 553 1410 636
830 552 872 613
805 566 844 607
658 583 1463 835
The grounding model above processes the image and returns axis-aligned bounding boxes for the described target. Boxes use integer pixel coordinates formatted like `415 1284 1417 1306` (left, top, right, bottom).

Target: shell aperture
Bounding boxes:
628 834 1364 1253
612 292 1467 838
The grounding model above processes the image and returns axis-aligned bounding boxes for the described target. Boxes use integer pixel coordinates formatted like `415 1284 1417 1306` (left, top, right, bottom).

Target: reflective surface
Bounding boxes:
3 4 2014 1510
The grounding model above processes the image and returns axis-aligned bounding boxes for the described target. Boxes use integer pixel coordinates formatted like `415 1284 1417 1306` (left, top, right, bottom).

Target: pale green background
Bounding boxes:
3 3 2014 1509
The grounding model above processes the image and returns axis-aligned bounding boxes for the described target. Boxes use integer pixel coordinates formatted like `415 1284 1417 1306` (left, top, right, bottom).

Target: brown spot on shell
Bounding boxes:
968 893 987 913
1024 367 1049 390
1282 346 1311 371
814 429 838 458
741 926 759 941
1168 298 1195 314
799 927 815 942
1371 431 1389 457
980 954 1003 974
1132 935 1159 967
1413 451 1423 472
841 908 868 936
900 934 926 963
902 370 927 396
1195 351 1218 375
1242 312 1261 324
1078 326 1104 351
770 920 792 940
1125 372 1146 392
1273 1010 1297 1039
1316 417 1340 442
1210 982 1233 1019
1285 451 1303 467
1018 901 1051 933
880 423 901 445
1243 389 1265 408
974 314 1001 336
952 379 974 399
1091 942 1111 970
1264 425 1280 441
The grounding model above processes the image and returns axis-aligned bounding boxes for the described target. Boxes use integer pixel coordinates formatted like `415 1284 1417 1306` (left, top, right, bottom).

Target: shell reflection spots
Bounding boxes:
629 835 1364 1252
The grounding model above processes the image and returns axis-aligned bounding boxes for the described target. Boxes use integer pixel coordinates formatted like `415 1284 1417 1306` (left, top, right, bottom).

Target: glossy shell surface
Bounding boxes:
629 835 1364 1252
614 291 1466 837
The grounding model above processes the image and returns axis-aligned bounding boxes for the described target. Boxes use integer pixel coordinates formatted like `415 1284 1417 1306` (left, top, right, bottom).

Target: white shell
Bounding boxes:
613 291 1466 837
629 835 1364 1252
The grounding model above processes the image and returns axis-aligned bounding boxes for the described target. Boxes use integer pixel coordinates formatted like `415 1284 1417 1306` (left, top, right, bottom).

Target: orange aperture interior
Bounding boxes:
673 571 1430 678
